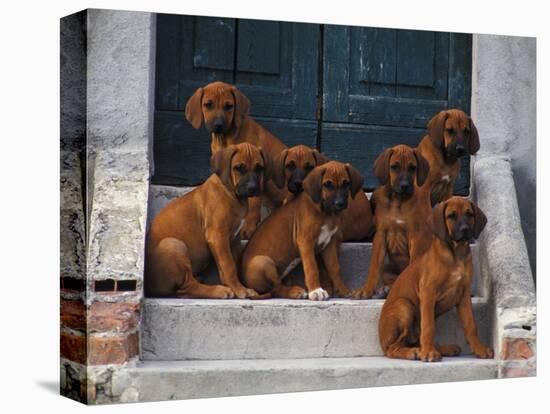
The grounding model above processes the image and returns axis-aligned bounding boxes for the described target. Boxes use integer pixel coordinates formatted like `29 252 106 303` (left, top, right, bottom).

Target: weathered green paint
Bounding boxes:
154 15 472 192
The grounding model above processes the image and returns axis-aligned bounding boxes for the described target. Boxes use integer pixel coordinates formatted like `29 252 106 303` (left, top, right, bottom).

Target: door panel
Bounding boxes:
153 15 319 185
322 25 472 193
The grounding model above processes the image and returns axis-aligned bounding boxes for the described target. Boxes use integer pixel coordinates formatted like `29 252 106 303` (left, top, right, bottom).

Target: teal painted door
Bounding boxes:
321 26 472 191
153 15 319 185
153 16 472 193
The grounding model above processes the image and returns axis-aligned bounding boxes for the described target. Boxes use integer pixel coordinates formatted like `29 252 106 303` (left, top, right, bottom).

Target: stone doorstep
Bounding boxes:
140 297 490 361
112 356 498 403
195 242 484 296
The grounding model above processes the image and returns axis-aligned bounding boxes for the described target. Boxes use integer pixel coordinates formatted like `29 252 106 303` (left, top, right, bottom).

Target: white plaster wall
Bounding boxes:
471 34 536 277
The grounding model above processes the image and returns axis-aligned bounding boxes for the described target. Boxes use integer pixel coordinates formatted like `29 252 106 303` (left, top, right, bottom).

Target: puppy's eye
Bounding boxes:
464 128 470 135
447 212 458 220
233 164 247 174
446 128 455 134
204 101 214 110
304 164 314 172
342 180 350 188
465 210 474 217
390 164 399 171
323 181 334 190
408 164 417 171
286 162 296 171
224 103 234 111
255 164 264 173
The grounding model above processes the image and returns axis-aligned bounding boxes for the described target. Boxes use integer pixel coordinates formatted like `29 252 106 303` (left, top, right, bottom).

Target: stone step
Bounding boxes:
115 356 497 402
141 297 490 361
197 242 483 296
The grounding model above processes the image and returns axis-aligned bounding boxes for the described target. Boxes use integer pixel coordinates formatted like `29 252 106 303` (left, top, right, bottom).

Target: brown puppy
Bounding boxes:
355 145 431 299
416 109 480 206
241 161 364 300
272 144 374 241
145 143 265 299
185 81 287 238
378 197 493 362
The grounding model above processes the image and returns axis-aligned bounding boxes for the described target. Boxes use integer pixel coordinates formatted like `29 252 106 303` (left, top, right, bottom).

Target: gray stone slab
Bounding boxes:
113 356 497 403
141 297 489 360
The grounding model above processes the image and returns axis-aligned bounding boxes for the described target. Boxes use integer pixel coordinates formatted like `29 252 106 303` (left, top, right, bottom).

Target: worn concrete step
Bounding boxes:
141 297 490 361
116 356 497 403
197 242 483 296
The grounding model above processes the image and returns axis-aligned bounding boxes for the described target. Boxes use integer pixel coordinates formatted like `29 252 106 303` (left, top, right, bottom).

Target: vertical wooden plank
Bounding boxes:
193 17 235 71
155 14 181 111
362 28 397 97
396 30 435 87
292 23 319 120
448 33 472 111
323 25 350 122
237 20 280 74
434 32 450 101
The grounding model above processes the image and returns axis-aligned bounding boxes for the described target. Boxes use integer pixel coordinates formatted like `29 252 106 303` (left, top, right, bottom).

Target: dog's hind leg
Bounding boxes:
149 237 235 299
379 298 419 360
244 256 307 299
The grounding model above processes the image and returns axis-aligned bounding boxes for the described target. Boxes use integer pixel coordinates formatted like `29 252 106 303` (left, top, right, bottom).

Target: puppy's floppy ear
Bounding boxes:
211 146 237 188
431 202 449 241
303 165 325 204
373 148 393 185
312 149 329 166
231 86 251 132
471 201 487 239
468 117 480 155
272 149 288 189
413 149 430 187
346 163 364 199
185 87 204 129
427 110 448 149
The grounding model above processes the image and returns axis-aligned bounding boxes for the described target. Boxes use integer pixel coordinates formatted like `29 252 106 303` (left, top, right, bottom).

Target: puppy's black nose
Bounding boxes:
399 183 411 193
246 181 259 195
334 199 346 211
213 118 225 132
455 144 466 157
292 181 303 191
459 224 471 239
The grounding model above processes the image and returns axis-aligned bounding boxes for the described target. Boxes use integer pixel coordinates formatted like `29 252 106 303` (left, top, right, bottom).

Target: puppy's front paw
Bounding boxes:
473 345 494 359
352 287 375 300
419 347 442 362
214 286 235 299
308 287 330 301
333 285 352 298
288 286 308 299
232 286 259 299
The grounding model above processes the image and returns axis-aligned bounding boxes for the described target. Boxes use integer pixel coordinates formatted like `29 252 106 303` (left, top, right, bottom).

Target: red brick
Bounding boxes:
501 366 536 378
501 338 534 360
61 299 86 331
89 301 139 333
60 332 86 364
88 333 139 365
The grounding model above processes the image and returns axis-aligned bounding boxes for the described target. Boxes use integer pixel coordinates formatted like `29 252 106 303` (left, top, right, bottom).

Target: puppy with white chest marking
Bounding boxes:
241 161 364 300
416 109 480 206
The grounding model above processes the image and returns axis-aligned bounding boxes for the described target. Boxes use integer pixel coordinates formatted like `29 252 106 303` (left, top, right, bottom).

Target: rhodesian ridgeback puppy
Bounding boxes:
416 109 480 206
241 161 364 300
272 144 373 241
145 143 265 299
378 197 493 362
354 145 431 299
185 81 287 238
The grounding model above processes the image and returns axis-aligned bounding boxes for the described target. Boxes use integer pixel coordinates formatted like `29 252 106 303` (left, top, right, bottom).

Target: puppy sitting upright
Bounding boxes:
379 197 493 362
185 81 287 238
272 144 374 241
145 143 264 299
241 161 364 300
416 109 480 206
355 145 431 299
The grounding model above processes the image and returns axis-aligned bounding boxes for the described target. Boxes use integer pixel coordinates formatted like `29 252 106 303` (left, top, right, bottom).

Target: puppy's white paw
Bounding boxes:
308 287 329 301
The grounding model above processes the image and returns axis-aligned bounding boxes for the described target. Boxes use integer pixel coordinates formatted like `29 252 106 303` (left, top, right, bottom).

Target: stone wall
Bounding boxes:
60 9 155 404
471 34 536 277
